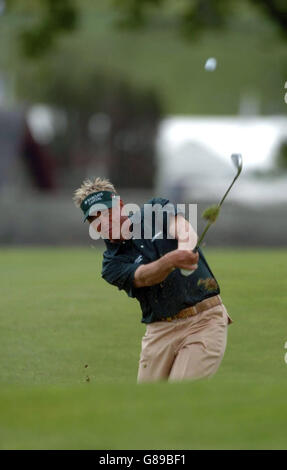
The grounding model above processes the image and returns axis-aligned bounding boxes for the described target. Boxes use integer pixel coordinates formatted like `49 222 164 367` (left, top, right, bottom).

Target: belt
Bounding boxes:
160 295 222 322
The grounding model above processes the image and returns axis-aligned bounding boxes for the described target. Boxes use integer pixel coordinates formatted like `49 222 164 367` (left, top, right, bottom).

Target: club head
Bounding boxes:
231 153 243 173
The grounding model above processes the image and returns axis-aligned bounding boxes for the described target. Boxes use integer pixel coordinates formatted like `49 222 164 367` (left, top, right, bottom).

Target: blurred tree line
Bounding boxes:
4 0 162 190
6 0 77 58
2 0 287 192
5 0 286 61
114 0 287 39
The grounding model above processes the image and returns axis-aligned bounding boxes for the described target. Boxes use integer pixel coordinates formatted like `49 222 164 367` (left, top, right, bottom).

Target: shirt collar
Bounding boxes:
104 239 122 254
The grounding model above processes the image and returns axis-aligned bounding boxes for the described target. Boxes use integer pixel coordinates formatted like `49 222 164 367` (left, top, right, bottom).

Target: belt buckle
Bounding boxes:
192 305 197 315
161 316 173 322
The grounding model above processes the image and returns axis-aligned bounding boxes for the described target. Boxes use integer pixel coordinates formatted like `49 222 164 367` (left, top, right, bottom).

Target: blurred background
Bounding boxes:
1 1 287 451
0 0 287 246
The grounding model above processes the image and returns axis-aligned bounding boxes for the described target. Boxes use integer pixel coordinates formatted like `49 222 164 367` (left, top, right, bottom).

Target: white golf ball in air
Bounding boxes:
204 57 217 71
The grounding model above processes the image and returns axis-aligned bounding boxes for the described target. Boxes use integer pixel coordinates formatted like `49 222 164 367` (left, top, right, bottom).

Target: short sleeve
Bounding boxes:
101 254 141 298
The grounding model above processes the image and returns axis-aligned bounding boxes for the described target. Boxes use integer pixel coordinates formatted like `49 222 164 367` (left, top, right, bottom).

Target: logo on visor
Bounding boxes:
85 192 104 205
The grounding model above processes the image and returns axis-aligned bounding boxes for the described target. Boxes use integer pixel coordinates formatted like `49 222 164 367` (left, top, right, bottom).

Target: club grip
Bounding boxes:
180 268 195 276
180 247 198 276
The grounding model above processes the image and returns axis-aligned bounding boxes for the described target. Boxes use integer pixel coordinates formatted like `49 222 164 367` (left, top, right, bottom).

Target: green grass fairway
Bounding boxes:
0 247 286 449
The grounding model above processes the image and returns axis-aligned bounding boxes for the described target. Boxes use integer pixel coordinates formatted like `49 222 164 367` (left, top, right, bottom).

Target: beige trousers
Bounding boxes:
137 303 232 383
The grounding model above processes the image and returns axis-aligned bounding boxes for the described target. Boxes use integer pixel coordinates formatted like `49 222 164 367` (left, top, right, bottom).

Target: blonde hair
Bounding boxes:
73 177 117 208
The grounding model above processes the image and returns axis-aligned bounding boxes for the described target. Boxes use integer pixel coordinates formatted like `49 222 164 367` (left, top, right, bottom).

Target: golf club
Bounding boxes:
181 153 243 276
218 153 243 207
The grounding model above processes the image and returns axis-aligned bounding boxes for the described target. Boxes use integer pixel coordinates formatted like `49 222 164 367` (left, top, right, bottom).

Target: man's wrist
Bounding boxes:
161 251 176 272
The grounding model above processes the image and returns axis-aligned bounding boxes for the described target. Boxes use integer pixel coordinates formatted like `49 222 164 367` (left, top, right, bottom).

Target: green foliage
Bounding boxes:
2 1 287 115
6 0 287 60
180 0 227 39
250 0 287 39
18 0 77 58
276 140 287 169
113 0 287 40
114 0 164 29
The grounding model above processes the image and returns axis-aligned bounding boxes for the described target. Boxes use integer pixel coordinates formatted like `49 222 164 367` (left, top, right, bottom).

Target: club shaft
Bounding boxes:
218 171 241 207
195 166 242 250
195 221 212 250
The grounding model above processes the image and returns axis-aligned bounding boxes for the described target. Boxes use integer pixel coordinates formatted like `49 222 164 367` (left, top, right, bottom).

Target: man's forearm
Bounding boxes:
133 247 199 288
133 214 199 289
134 253 175 288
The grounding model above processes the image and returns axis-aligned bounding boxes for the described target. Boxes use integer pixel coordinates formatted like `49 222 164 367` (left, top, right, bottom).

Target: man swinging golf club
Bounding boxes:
73 175 234 383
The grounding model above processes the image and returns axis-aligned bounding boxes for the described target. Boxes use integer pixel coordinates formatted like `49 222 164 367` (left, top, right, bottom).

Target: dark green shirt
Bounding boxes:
101 197 220 323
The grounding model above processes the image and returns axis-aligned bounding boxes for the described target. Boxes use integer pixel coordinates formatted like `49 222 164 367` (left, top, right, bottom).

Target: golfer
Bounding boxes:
73 177 232 382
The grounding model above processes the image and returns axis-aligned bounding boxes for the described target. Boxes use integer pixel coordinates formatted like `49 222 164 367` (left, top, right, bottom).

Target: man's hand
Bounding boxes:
166 249 199 271
134 248 199 288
